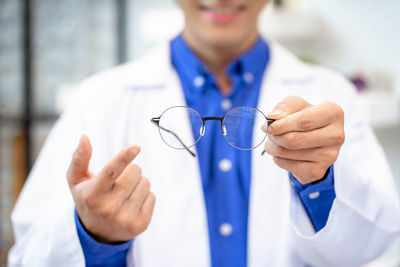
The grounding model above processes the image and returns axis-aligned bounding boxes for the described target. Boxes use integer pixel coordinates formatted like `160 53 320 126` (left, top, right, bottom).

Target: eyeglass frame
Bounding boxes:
151 106 275 157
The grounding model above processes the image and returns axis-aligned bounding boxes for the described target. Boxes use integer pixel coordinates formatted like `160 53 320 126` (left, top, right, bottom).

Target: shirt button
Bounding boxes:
243 72 254 83
309 191 320 199
193 76 205 87
219 223 233 237
219 159 232 172
221 99 232 111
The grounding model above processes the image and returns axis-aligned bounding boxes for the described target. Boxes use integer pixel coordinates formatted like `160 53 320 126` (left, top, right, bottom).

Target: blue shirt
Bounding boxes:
172 35 269 267
75 34 336 267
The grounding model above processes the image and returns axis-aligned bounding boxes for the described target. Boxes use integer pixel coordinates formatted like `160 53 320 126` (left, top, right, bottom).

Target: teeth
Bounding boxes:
210 6 238 14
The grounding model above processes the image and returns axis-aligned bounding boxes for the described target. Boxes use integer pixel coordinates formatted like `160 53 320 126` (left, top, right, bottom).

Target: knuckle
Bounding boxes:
268 123 277 134
101 205 115 219
82 191 97 209
292 169 310 184
265 141 273 155
298 117 313 131
335 105 344 118
284 133 300 149
309 167 326 180
140 177 151 192
274 145 285 157
104 166 115 178
322 149 337 162
324 101 337 109
326 102 344 120
338 131 345 144
272 156 283 168
132 219 148 234
332 131 345 145
83 196 93 209
114 213 127 229
66 170 73 184
276 97 293 110
284 95 300 102
148 192 156 203
276 102 289 112
283 96 292 102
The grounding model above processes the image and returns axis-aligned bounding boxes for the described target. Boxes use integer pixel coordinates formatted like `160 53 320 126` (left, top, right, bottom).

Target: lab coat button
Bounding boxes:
193 76 205 87
219 223 233 237
309 191 320 199
221 99 232 111
243 72 254 83
219 159 232 172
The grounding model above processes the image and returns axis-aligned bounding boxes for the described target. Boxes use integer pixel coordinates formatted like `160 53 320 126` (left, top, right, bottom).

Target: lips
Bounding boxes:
199 3 245 23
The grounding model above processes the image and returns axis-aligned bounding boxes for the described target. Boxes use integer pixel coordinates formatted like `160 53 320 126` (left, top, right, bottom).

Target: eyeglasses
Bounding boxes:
151 106 275 157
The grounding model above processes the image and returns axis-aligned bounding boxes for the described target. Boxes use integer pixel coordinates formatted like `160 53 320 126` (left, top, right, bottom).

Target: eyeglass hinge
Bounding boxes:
150 117 160 125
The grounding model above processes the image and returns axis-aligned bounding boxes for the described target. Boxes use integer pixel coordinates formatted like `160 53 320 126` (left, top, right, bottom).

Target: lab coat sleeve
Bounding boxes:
289 74 400 267
8 88 89 267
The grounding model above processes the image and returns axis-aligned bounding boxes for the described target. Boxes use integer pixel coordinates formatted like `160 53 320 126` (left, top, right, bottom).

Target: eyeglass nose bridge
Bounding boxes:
202 116 226 136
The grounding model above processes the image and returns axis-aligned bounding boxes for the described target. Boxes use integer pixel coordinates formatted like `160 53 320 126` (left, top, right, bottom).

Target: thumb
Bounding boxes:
67 134 93 186
268 96 311 120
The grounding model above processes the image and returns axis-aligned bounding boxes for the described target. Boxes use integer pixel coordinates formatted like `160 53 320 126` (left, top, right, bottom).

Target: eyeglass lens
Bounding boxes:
223 107 267 150
157 106 267 150
158 106 203 149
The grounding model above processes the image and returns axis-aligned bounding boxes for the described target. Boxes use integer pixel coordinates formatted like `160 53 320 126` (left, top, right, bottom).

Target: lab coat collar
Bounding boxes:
122 38 312 91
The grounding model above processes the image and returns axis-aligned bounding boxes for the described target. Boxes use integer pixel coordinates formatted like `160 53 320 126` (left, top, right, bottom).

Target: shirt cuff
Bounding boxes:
289 165 336 232
74 209 133 267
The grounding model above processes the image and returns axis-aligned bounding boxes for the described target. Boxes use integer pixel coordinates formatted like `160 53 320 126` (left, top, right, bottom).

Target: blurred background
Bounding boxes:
0 0 399 265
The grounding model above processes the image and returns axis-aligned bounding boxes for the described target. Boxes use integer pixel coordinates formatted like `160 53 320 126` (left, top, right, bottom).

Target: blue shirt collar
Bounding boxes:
171 34 269 95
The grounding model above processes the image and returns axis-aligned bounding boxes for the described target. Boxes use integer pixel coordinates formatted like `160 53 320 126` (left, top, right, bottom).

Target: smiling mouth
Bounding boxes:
199 3 246 23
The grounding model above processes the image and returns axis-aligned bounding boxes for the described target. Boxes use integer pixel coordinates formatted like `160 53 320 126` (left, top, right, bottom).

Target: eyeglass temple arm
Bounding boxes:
261 118 276 156
151 118 196 157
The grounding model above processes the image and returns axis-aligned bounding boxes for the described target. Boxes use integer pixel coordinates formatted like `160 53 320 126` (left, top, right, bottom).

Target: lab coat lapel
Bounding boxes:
248 42 303 266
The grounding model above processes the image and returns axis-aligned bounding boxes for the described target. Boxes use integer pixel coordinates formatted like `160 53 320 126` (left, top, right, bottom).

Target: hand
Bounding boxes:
262 96 345 184
67 135 155 243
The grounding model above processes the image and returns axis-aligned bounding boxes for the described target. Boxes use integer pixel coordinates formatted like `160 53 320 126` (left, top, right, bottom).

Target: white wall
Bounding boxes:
304 0 400 94
127 0 182 60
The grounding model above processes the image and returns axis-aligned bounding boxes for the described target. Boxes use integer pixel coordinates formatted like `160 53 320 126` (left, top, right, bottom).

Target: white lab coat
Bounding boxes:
8 41 400 267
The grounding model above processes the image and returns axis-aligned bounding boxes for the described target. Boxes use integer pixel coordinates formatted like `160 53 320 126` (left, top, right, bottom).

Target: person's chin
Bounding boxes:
204 31 246 48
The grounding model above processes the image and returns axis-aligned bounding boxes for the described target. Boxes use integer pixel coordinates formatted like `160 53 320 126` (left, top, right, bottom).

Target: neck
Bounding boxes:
182 30 258 94
182 31 258 76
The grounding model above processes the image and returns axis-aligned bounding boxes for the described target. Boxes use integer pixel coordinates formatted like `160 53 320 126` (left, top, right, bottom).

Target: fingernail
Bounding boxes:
128 146 140 157
267 109 284 117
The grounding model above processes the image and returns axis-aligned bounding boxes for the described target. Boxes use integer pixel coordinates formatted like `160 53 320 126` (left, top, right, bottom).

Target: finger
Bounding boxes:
94 145 141 193
127 177 151 212
67 135 92 186
127 192 156 235
138 192 156 223
265 140 316 161
113 164 142 199
272 157 326 184
265 140 340 162
267 96 312 120
261 122 271 133
268 124 345 150
268 102 342 135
